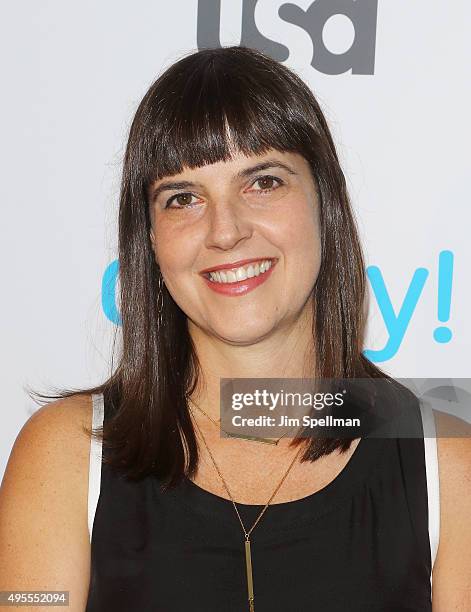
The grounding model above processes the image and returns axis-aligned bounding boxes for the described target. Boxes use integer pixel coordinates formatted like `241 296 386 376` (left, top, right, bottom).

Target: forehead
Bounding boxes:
152 149 308 184
147 149 317 207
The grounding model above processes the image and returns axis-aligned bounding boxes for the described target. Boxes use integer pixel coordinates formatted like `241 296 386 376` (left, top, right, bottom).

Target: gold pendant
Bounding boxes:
226 432 278 445
245 538 255 611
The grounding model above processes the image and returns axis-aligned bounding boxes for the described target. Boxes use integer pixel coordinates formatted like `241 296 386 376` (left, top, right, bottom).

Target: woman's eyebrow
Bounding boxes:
237 159 298 179
150 180 196 203
149 159 297 203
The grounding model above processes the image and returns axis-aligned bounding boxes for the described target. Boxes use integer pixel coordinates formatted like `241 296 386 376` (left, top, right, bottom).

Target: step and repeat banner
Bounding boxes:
1 1 469 476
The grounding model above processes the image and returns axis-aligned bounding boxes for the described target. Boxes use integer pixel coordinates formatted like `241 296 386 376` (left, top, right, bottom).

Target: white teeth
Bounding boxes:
208 259 274 284
236 267 247 281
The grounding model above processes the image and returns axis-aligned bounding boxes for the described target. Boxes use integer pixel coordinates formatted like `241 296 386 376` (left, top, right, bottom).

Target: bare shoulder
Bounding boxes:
1 393 94 500
434 409 471 514
431 409 471 610
15 393 93 448
0 393 95 610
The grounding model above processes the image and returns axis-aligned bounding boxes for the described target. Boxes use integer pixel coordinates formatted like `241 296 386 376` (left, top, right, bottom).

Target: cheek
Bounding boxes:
153 223 191 266
275 198 320 254
158 245 188 277
154 231 200 299
280 200 322 284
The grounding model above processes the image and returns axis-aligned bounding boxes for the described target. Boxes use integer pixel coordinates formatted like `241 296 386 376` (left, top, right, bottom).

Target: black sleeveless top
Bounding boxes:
85 390 435 611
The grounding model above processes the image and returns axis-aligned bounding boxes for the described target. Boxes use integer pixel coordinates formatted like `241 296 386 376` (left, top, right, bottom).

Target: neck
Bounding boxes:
187 306 316 424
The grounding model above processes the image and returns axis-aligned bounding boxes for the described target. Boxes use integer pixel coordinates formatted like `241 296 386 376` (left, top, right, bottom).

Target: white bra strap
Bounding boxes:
88 393 105 543
419 401 440 584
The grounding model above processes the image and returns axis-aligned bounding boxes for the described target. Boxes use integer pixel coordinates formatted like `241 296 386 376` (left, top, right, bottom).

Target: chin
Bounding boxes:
211 319 277 345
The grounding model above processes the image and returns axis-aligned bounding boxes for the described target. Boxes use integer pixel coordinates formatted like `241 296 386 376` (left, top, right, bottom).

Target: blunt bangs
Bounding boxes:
133 47 322 194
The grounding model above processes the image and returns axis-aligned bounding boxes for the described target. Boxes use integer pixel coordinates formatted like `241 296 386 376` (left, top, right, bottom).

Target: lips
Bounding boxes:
199 257 278 276
201 257 277 297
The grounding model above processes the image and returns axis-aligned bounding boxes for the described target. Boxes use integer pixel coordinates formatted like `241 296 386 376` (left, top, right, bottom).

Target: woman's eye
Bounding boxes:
250 175 284 193
165 192 198 209
164 175 284 209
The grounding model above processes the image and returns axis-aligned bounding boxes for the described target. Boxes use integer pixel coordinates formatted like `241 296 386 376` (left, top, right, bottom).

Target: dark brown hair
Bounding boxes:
29 45 395 487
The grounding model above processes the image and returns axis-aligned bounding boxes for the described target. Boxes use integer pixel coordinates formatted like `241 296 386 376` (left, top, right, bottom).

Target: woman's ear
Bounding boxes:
149 228 158 264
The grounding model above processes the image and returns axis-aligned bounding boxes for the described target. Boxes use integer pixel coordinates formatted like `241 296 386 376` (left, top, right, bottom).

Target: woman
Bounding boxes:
0 46 470 611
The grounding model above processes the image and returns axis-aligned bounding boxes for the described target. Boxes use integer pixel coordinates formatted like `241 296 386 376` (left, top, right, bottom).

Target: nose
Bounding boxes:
204 198 252 251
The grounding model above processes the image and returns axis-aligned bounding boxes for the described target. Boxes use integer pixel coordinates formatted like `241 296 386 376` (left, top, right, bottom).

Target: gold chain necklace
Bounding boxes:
187 402 305 612
187 397 288 445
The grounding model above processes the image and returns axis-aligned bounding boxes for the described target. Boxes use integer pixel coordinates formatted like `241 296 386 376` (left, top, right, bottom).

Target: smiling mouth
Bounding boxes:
202 258 277 284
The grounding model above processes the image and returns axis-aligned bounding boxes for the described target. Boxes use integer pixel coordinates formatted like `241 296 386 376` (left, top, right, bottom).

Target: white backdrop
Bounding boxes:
1 1 470 477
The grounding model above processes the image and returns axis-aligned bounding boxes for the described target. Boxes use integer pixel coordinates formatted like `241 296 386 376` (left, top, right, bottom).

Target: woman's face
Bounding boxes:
148 148 321 344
